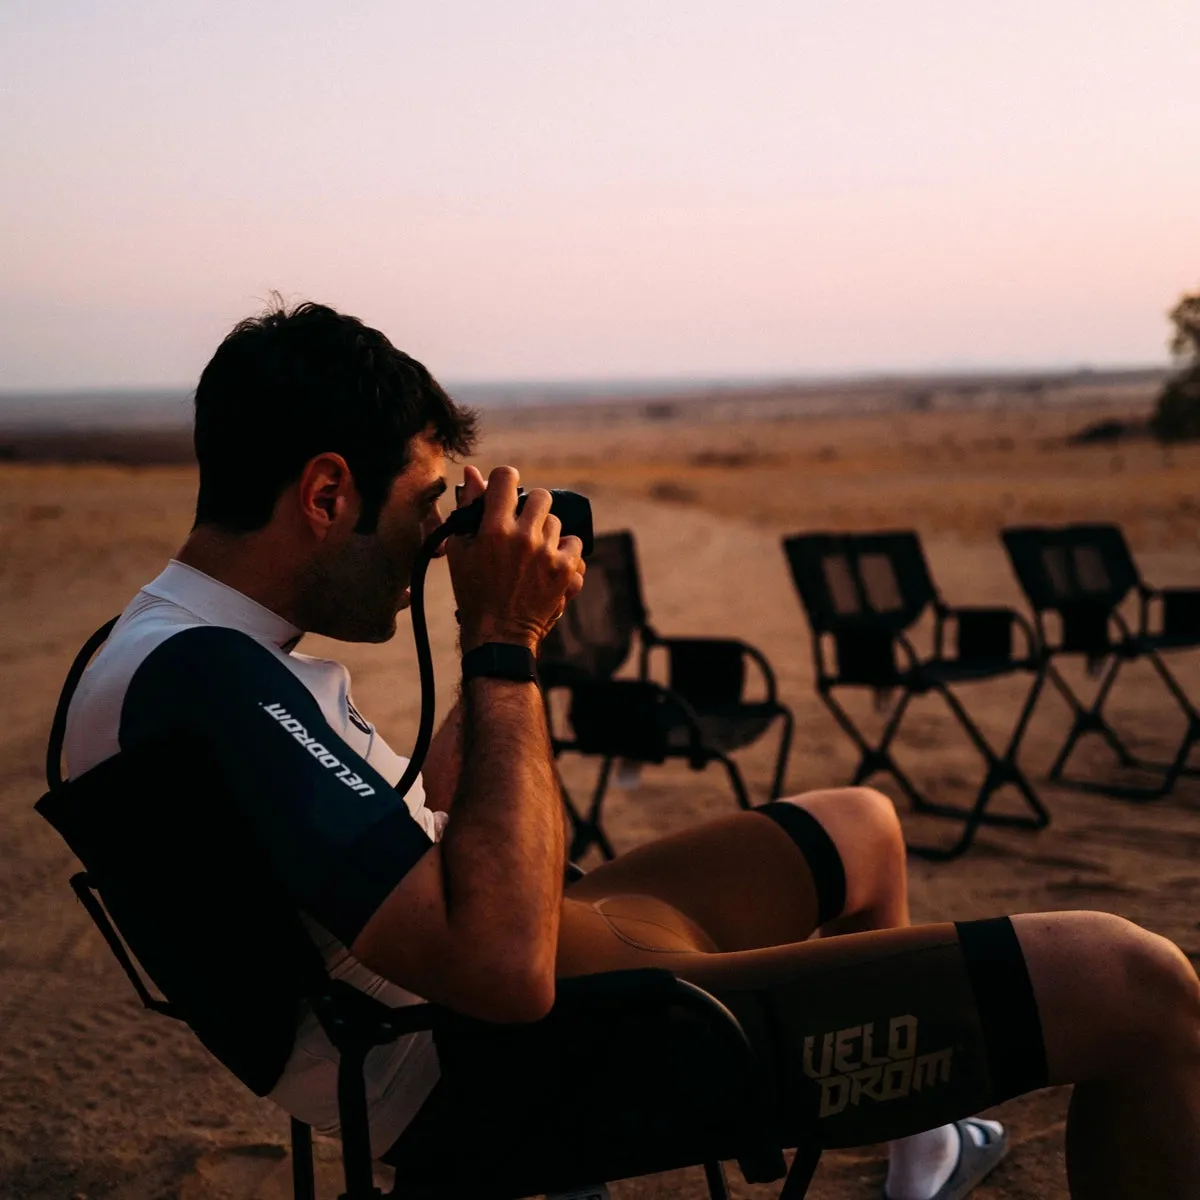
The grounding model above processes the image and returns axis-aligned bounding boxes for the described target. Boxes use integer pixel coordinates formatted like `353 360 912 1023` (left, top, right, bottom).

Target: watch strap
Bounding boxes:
461 642 539 686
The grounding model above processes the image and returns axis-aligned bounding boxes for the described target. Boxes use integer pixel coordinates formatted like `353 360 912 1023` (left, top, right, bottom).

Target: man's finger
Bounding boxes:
480 466 520 533
457 464 486 508
515 487 552 535
541 512 562 556
556 535 584 565
564 558 586 603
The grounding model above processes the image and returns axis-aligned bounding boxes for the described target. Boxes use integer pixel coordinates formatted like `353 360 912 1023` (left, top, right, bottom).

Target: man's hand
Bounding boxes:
447 465 585 654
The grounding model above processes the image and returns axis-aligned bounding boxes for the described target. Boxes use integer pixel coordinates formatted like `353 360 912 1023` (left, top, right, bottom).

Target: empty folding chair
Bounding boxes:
781 531 1049 860
1002 523 1200 799
540 531 794 861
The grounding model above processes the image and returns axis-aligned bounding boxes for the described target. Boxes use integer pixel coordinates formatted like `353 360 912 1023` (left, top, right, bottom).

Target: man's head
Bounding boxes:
191 299 477 642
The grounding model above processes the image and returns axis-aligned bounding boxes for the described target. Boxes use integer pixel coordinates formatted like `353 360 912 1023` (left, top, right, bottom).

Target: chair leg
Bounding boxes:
717 753 752 810
1046 653 1199 800
821 690 928 812
819 681 1053 858
1047 657 1137 775
769 707 795 801
336 1044 385 1199
905 679 1051 860
558 757 618 861
1141 650 1200 787
291 1118 316 1200
779 1141 822 1199
575 757 618 860
704 1160 731 1200
768 705 796 801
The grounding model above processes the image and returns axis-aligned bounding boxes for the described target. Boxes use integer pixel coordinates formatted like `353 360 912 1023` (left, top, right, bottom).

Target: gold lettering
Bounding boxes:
849 1065 883 1104
833 1025 861 1074
887 1014 918 1060
803 1032 833 1079
912 1048 954 1091
818 1073 851 1118
877 1057 914 1101
860 1021 891 1066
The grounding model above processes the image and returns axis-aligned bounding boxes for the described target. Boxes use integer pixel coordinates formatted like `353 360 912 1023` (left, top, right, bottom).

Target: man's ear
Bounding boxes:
296 453 358 537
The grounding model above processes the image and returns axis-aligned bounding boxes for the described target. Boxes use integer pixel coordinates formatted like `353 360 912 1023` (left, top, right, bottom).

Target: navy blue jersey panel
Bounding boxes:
119 625 432 945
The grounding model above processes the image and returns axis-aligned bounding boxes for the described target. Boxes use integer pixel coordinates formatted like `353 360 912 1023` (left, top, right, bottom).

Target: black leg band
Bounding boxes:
955 916 1049 1102
755 801 848 927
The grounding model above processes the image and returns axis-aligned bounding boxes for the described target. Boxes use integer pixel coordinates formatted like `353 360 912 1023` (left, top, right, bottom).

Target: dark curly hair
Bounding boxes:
193 299 477 533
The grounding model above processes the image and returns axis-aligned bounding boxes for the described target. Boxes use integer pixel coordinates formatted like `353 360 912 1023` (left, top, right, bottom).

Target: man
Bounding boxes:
66 301 1200 1200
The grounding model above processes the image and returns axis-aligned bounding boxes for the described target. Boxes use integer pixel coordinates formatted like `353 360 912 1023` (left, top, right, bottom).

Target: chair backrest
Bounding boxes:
1002 524 1139 614
35 731 327 1096
782 532 938 686
540 531 649 685
782 531 937 634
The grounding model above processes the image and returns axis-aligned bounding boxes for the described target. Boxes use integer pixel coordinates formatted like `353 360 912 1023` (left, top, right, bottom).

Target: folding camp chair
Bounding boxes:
1002 523 1200 800
781 531 1050 860
540 530 794 861
34 624 821 1200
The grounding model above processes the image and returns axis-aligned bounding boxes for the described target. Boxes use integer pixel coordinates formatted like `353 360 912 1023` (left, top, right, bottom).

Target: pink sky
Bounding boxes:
3 0 1199 388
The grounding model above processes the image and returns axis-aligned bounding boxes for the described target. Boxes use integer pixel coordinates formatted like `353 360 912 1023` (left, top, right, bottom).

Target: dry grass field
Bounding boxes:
2 383 1198 1198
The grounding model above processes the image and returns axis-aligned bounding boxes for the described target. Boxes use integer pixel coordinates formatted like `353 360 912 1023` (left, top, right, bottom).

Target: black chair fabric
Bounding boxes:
36 731 323 1096
540 531 648 687
541 531 794 860
782 531 1049 860
1002 523 1200 798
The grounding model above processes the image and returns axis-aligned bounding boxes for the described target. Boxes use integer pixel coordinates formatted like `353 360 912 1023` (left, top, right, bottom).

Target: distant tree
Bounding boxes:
1151 289 1200 441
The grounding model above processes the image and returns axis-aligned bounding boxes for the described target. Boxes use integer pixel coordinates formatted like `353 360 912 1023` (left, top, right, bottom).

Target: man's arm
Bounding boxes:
418 697 463 813
351 469 582 1022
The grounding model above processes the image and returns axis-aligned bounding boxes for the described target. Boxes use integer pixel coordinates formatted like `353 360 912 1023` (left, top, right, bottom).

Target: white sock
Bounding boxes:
884 1120 1001 1200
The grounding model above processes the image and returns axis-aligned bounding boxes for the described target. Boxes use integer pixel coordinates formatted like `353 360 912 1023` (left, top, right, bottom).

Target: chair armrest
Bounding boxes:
893 630 923 671
557 677 711 764
317 968 754 1045
1139 586 1200 638
643 634 781 705
937 605 1040 662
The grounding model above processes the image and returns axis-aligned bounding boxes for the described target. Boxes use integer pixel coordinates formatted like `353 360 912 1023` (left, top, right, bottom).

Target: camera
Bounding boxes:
441 488 593 557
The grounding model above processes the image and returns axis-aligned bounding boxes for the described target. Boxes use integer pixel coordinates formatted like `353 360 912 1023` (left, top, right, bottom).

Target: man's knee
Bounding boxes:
1108 917 1200 1045
783 786 905 916
1018 911 1200 1080
798 786 903 862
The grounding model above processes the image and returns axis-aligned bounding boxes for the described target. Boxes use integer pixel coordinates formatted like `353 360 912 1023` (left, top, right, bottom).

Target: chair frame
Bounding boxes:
1002 523 1200 801
783 531 1050 861
544 532 794 862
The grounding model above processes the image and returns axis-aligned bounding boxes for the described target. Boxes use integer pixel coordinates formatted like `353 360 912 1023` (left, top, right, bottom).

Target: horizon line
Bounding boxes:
0 361 1174 399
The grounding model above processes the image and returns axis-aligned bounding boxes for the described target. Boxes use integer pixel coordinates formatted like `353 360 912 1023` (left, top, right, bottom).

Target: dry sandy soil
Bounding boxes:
2 387 1199 1199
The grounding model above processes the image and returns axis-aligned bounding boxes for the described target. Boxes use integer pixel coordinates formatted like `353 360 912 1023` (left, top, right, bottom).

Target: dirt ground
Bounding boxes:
1 387 1198 1199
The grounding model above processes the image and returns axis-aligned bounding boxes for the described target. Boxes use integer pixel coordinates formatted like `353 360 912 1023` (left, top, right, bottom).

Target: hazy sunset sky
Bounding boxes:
3 1 1199 388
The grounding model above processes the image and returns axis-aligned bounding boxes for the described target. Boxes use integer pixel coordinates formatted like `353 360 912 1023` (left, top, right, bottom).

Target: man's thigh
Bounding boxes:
564 807 834 952
390 917 1043 1166
558 903 1042 1148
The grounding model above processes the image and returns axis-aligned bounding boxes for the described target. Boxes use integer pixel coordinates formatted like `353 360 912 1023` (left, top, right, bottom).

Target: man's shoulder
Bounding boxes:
64 592 287 774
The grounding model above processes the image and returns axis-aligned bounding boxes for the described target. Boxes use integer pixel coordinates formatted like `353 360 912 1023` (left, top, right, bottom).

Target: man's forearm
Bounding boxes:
438 676 564 998
420 697 464 813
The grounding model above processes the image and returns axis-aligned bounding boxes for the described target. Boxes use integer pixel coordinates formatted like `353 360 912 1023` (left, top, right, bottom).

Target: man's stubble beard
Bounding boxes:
294 536 407 644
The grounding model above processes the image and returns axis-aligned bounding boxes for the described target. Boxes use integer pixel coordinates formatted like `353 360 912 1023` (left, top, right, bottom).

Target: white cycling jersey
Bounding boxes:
65 559 446 1154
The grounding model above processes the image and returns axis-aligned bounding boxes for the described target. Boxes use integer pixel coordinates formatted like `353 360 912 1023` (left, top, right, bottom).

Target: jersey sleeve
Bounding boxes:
119 625 432 947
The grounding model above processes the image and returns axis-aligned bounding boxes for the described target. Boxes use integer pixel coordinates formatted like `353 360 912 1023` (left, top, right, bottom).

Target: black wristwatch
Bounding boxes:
461 642 539 686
